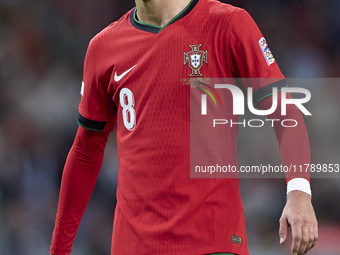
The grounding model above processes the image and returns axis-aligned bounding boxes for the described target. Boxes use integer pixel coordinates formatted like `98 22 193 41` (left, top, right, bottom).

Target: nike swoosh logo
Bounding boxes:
114 64 137 82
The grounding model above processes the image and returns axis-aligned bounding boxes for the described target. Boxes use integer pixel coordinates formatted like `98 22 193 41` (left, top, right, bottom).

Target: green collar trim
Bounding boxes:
131 0 199 33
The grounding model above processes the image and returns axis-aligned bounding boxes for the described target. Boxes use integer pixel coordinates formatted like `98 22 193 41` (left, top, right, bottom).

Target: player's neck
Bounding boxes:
135 0 192 27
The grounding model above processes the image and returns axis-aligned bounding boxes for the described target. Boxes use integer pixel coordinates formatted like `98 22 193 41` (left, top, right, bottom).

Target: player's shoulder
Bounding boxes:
205 0 250 23
87 9 133 52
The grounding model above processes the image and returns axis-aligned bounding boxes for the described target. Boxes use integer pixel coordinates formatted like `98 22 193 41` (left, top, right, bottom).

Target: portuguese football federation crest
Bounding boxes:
184 44 208 76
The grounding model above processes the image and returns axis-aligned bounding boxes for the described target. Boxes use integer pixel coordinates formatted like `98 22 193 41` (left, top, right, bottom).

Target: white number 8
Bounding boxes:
119 88 136 131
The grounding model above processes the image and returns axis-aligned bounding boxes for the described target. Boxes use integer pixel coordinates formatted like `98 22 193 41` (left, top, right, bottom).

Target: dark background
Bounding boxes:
0 0 339 254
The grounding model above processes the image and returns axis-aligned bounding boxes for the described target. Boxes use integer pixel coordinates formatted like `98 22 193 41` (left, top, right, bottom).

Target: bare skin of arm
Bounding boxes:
279 190 318 255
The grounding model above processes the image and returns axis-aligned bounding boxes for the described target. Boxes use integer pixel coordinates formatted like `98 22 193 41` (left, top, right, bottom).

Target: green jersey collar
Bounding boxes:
130 0 199 33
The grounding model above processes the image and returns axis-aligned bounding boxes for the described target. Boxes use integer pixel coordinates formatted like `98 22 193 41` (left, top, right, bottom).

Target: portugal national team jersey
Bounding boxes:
78 0 285 254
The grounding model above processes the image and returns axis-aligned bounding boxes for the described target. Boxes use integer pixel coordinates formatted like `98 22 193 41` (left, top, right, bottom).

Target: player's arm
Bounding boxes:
259 94 318 255
227 8 318 254
50 32 116 254
280 190 317 255
50 126 110 255
227 8 318 255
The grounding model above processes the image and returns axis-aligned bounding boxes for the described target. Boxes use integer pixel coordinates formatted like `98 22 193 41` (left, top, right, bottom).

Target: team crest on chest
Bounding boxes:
184 44 208 77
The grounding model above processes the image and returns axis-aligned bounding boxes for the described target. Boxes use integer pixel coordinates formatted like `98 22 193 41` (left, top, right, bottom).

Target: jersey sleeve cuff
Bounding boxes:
78 114 106 131
287 178 311 196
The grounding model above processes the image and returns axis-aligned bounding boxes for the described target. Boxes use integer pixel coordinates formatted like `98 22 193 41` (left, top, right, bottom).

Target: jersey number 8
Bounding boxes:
119 88 136 131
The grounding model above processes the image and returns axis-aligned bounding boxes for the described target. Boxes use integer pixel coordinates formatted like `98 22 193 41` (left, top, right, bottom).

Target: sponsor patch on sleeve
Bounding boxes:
258 37 275 66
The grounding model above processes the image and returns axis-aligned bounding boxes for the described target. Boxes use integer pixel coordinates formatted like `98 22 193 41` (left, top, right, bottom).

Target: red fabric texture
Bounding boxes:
259 93 311 182
51 0 310 254
50 126 109 255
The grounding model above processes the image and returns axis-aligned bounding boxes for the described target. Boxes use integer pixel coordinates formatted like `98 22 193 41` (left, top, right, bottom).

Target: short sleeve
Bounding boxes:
78 39 117 132
227 9 287 103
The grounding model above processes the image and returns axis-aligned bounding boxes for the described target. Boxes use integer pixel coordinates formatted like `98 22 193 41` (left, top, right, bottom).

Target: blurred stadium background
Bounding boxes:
0 0 339 254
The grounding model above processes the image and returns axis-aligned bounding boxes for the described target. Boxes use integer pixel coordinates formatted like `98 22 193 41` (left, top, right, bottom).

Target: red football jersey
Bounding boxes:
78 0 285 254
